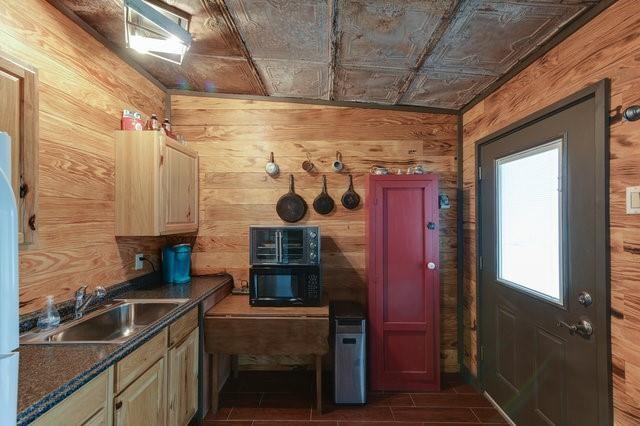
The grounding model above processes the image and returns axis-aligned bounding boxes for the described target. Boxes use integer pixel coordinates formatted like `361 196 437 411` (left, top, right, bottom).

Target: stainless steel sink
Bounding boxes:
21 299 188 344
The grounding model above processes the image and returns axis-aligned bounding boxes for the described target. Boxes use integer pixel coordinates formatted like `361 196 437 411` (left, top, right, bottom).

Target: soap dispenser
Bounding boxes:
36 295 61 330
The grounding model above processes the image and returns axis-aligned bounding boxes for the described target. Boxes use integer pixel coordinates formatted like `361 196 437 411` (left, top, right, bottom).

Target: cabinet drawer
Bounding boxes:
169 307 198 347
116 329 168 394
33 367 113 425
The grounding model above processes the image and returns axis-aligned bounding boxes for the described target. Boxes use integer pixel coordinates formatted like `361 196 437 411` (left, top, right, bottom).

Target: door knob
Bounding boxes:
557 319 593 338
427 262 436 270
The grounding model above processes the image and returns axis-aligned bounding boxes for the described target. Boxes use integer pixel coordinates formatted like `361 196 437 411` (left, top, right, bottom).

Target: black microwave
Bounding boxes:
249 265 321 306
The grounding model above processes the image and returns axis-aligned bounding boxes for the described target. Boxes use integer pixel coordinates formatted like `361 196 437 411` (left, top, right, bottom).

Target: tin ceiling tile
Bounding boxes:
336 0 455 68
58 0 602 108
333 66 411 104
224 0 332 61
424 0 593 75
135 54 264 94
255 60 330 99
401 69 496 109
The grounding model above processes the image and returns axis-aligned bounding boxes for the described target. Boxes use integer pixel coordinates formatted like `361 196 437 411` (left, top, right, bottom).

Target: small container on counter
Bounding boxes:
36 295 60 330
162 243 192 284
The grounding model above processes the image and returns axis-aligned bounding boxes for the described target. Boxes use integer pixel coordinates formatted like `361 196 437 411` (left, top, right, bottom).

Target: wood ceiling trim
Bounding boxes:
167 89 458 115
460 0 617 114
209 0 268 96
393 0 462 105
45 0 168 92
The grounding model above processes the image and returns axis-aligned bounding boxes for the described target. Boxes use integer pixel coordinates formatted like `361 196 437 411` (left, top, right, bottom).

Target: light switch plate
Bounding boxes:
626 186 640 214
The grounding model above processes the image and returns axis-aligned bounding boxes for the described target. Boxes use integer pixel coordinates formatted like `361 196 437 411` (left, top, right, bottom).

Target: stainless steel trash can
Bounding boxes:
332 302 366 404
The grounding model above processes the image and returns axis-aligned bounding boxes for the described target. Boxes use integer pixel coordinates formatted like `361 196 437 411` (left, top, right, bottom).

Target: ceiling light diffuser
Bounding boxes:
124 0 192 65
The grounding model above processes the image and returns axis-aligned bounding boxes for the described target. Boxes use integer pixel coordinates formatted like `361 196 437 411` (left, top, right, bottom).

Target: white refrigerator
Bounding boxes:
0 132 19 426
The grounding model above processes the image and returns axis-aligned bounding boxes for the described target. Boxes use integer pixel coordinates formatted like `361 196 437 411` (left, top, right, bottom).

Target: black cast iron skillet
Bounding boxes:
341 174 360 210
276 175 307 222
313 175 335 215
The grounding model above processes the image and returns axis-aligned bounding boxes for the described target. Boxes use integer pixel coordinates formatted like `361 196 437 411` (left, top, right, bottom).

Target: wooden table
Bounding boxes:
204 295 329 413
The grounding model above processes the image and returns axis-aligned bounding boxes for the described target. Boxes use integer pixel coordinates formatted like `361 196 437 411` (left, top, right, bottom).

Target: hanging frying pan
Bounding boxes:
276 175 307 222
313 175 335 215
341 174 360 210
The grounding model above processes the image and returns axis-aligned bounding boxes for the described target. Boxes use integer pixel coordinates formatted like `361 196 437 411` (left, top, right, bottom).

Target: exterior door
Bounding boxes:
368 175 440 391
479 89 608 425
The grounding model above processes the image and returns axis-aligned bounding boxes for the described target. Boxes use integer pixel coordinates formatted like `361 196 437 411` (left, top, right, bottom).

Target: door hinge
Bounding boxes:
480 345 485 361
478 166 482 181
479 256 483 270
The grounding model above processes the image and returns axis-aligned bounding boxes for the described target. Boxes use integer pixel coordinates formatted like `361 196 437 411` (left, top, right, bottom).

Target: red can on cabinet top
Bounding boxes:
366 174 440 391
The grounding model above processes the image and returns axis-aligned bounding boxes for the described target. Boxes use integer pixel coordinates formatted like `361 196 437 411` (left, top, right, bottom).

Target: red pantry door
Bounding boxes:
367 174 440 391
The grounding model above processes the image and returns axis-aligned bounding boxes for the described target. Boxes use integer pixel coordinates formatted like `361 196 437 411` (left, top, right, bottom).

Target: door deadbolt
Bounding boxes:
578 291 593 307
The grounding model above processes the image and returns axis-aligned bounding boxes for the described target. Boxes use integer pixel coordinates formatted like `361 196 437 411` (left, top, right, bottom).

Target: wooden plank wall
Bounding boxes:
462 0 640 422
0 0 167 314
171 95 460 372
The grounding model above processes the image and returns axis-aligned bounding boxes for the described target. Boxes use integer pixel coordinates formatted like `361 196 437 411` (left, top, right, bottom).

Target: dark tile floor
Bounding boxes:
203 371 507 425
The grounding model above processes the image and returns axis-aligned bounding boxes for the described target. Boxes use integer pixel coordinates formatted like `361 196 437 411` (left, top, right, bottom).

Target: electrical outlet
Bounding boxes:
134 253 144 270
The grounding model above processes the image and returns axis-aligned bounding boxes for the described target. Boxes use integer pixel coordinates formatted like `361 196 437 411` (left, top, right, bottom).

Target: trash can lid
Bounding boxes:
331 301 365 319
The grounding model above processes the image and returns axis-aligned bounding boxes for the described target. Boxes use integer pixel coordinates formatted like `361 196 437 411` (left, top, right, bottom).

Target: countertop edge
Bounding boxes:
17 275 233 425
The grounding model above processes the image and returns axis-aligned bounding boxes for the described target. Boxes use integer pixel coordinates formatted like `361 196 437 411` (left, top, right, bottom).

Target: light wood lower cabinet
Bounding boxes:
114 357 166 426
32 308 199 426
33 367 114 426
167 328 199 426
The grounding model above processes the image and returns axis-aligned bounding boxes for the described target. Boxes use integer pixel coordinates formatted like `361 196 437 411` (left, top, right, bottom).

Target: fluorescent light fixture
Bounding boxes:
124 0 192 65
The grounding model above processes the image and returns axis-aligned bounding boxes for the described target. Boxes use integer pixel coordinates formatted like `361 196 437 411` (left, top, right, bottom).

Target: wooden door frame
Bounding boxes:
473 80 611 424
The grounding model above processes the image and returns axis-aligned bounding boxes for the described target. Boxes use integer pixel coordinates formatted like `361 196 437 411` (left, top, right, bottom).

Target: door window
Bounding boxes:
496 139 563 304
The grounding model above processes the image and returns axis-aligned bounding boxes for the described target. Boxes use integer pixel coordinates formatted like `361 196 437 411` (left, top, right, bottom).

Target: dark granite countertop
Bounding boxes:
17 274 233 425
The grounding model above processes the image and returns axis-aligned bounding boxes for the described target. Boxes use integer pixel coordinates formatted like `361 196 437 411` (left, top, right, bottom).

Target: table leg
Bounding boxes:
210 352 219 415
315 354 322 413
231 354 239 379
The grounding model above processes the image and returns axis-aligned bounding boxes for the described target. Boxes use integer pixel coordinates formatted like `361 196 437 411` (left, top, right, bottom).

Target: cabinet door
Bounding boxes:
115 357 166 426
0 54 38 245
168 328 199 426
161 138 198 234
367 175 440 391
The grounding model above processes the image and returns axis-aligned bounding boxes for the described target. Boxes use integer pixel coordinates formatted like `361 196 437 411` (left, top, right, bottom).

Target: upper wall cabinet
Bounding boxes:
0 53 38 246
115 131 198 236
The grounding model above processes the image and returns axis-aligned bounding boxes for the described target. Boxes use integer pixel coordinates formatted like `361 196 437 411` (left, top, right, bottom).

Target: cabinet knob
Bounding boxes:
427 262 436 270
115 401 123 410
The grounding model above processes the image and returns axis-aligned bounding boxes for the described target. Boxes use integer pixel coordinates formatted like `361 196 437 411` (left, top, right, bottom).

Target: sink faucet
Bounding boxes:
74 285 106 319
